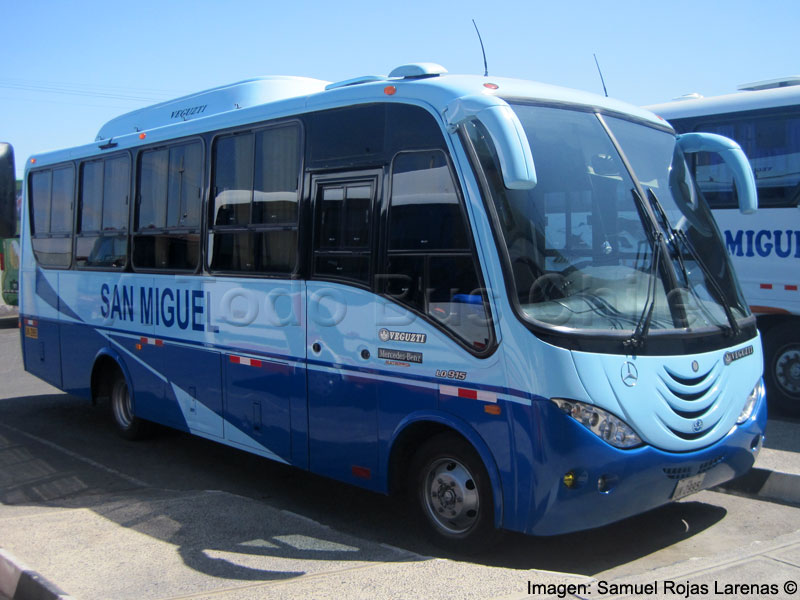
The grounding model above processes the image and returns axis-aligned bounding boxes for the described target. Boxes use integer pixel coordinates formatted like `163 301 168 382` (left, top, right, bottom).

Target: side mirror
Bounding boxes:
444 96 537 190
0 143 16 237
677 132 757 214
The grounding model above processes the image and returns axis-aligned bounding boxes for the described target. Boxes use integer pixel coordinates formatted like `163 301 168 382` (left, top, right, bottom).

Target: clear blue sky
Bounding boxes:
3 0 798 178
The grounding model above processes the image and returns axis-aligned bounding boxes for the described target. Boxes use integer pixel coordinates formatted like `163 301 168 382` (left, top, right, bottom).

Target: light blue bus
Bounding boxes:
0 63 766 551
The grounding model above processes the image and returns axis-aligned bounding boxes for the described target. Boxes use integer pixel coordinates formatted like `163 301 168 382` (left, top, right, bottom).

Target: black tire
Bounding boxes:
110 370 149 440
763 325 800 416
408 433 499 554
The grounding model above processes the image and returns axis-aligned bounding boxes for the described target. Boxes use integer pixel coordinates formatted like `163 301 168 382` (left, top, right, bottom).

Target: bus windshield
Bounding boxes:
467 103 750 339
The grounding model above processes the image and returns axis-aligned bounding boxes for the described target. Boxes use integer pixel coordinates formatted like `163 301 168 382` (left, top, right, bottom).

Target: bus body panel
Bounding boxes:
715 207 800 316
20 269 63 388
526 393 765 536
16 68 767 540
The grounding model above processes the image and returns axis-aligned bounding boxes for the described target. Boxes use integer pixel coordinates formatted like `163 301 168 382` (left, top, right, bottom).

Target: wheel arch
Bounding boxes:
90 347 132 405
387 412 505 529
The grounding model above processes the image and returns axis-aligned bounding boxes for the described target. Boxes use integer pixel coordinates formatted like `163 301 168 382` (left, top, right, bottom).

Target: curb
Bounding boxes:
0 549 73 600
713 467 800 507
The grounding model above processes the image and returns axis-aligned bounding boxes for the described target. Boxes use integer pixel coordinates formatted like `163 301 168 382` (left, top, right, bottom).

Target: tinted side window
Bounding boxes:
51 167 75 234
76 155 130 269
313 179 375 284
133 141 203 271
383 151 491 352
388 152 469 251
30 170 52 235
307 103 446 169
79 161 103 233
253 125 300 224
209 123 301 274
29 165 74 268
692 113 800 209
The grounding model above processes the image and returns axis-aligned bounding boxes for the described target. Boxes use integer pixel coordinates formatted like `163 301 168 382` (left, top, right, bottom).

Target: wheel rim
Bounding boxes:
112 379 134 428
422 457 480 535
774 345 800 398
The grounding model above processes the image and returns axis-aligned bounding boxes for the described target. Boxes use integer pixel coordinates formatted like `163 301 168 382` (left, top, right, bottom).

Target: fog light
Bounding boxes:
563 471 577 488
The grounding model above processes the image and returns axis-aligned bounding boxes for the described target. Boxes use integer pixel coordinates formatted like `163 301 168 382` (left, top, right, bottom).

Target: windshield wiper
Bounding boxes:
645 188 740 337
645 189 690 283
624 231 662 351
673 228 741 337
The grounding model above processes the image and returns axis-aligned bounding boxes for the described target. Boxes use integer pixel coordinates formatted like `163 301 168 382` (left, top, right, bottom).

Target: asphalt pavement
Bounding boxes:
0 319 799 600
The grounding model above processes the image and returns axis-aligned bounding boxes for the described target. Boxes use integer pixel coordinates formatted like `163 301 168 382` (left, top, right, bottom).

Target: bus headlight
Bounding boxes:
552 399 642 448
737 379 763 424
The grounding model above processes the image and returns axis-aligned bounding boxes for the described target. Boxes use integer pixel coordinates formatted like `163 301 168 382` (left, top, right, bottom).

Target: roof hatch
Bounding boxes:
388 63 448 79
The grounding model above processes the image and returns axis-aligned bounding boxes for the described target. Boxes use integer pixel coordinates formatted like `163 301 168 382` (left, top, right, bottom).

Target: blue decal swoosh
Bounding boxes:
35 268 83 322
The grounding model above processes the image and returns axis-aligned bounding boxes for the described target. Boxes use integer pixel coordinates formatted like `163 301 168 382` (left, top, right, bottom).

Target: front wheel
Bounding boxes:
110 372 149 440
409 433 499 553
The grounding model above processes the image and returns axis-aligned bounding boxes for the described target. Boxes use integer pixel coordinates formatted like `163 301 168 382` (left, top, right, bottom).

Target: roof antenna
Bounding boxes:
593 53 609 97
472 19 489 77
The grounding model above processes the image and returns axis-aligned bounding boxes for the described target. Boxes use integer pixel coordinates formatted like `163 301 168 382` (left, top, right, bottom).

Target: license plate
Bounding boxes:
671 473 706 500
25 326 38 339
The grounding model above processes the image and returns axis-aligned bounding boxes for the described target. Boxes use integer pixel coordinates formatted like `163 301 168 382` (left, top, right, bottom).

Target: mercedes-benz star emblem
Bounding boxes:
621 361 639 387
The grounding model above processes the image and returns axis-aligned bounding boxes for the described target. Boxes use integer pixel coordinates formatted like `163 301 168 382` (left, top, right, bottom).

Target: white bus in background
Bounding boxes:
649 78 800 414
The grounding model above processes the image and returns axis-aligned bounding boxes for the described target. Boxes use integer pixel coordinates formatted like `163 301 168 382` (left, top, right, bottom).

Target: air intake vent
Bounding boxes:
657 362 722 440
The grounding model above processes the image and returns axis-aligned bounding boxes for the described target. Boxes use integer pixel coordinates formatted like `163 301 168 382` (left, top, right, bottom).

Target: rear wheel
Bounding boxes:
763 326 800 416
409 433 499 553
110 371 148 440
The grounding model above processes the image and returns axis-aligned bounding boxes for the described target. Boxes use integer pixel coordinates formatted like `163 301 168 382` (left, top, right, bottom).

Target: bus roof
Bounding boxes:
28 63 666 169
646 83 800 121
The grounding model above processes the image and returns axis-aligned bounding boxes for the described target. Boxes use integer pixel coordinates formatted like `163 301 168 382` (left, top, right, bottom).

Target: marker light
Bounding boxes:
563 471 576 488
552 398 642 449
483 82 499 90
139 133 147 140
737 379 763 424
30 158 36 164
384 85 397 96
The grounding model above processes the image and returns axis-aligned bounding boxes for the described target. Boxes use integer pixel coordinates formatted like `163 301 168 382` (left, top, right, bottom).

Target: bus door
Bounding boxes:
306 171 382 488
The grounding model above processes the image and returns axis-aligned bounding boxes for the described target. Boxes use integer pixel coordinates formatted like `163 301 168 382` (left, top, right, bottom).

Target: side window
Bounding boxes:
133 141 203 271
312 179 375 284
76 155 130 269
29 165 74 268
383 151 492 352
209 123 300 273
693 114 800 209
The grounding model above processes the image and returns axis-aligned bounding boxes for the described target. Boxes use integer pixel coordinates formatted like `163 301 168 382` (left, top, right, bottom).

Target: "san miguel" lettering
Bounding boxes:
725 229 800 258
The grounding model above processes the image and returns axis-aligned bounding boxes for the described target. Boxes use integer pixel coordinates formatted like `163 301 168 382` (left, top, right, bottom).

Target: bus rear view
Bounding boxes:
5 64 766 552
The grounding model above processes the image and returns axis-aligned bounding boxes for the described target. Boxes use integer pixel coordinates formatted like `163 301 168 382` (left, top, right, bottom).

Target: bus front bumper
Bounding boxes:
520 395 767 537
